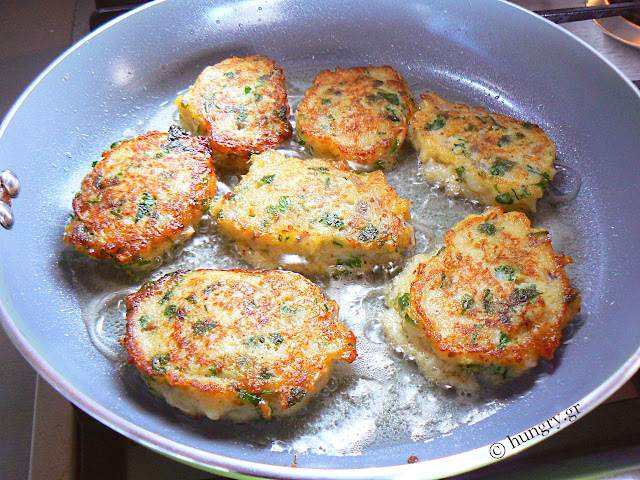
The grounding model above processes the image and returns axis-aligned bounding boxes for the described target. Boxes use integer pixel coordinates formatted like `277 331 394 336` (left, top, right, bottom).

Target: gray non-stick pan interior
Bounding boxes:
1 0 640 478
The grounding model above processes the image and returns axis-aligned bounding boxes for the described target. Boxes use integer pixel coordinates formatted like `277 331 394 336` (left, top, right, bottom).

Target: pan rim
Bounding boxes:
1 0 639 478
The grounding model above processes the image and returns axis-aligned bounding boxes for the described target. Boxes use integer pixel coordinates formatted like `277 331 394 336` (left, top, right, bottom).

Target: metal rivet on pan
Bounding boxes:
1 170 20 198
0 201 13 229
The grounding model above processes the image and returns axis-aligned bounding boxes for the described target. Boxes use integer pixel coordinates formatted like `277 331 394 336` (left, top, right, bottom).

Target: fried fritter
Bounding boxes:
63 126 216 267
176 55 292 171
211 150 415 275
124 269 357 422
295 66 416 171
409 92 556 211
383 206 580 390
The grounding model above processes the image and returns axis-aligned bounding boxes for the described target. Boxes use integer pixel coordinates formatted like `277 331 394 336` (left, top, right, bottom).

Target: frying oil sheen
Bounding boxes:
67 69 583 456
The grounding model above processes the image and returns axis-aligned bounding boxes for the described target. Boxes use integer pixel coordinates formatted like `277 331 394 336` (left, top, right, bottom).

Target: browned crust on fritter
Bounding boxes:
409 91 556 211
295 66 416 169
123 269 357 411
176 55 292 170
409 206 580 368
211 151 415 274
63 128 216 266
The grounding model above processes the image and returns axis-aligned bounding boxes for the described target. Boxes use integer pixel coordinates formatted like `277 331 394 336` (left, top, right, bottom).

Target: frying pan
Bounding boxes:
1 0 640 478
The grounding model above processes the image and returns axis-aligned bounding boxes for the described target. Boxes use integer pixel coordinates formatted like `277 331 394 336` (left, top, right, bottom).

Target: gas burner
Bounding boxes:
588 0 640 48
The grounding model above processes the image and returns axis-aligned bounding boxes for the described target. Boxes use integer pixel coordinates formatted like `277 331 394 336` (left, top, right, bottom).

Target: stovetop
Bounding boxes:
0 1 638 479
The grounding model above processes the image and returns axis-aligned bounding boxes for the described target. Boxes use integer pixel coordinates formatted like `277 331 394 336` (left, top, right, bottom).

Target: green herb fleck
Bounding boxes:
527 164 551 189
235 105 248 123
135 192 156 222
482 289 494 312
455 166 466 183
498 332 509 349
319 212 344 228
460 363 483 371
521 122 533 129
192 320 217 335
378 91 399 105
275 106 288 122
489 365 509 378
489 158 516 176
270 332 284 345
495 265 518 282
266 196 291 215
528 230 548 237
139 315 148 329
515 186 531 199
513 285 540 304
186 294 197 304
321 98 331 104
258 174 275 186
159 279 182 305
396 292 410 311
336 257 362 269
373 160 385 171
426 114 446 131
461 294 475 314
288 387 306 407
405 314 417 325
476 115 506 129
238 389 262 406
208 367 217 376
495 192 514 205
247 335 265 346
497 135 512 147
261 371 273 379
526 164 544 175
244 86 252 93
478 223 497 235
164 305 178 317
131 257 151 267
151 353 170 373
358 224 378 243
223 72 234 77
